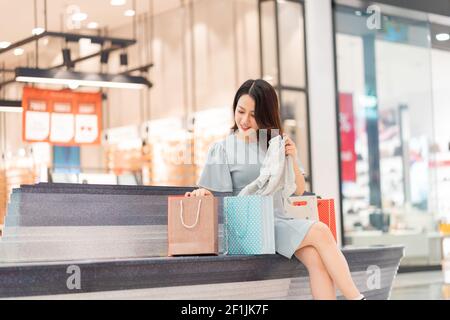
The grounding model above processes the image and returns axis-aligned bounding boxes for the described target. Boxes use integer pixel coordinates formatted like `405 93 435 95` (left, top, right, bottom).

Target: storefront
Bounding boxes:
334 0 450 267
0 0 312 222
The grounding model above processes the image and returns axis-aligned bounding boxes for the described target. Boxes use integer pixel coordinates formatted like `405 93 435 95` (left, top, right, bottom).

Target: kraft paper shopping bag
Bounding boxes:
167 195 218 256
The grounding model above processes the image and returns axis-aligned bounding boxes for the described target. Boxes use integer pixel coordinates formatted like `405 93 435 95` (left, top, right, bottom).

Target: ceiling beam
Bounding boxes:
118 63 154 75
0 31 140 88
0 30 136 56
47 46 125 71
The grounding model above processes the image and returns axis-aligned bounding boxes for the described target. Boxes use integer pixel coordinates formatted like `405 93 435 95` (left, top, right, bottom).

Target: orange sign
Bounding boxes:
22 87 102 145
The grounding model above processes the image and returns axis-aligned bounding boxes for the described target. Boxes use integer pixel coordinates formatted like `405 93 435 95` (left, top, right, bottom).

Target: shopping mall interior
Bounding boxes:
0 0 449 300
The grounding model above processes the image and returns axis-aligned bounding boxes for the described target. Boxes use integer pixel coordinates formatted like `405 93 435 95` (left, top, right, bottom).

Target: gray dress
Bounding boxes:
198 133 316 259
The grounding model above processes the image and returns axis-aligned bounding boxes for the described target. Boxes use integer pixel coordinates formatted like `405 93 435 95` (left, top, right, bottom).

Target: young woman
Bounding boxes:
185 79 365 300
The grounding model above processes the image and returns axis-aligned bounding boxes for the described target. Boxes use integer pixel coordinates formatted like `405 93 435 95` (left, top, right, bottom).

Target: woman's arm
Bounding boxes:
284 134 306 196
292 158 306 195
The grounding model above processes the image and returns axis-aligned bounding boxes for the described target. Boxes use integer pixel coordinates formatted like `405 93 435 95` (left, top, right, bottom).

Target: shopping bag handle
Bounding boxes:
179 199 202 229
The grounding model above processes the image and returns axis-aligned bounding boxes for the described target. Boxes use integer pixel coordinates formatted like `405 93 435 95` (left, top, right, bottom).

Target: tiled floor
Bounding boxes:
390 271 447 300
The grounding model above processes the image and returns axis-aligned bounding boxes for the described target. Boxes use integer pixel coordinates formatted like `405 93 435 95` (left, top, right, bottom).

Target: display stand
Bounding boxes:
105 144 152 183
0 164 37 227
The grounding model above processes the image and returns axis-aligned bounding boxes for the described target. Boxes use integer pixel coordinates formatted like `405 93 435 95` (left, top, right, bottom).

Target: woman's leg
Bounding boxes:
296 222 362 300
294 246 336 300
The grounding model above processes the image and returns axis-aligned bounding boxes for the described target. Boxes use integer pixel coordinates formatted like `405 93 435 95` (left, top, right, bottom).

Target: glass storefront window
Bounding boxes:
278 1 306 88
260 0 278 85
335 2 450 266
0 0 311 195
281 90 309 174
259 0 310 188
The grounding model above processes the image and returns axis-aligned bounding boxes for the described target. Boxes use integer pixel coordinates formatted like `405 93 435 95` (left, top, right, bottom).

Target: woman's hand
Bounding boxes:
185 188 213 197
283 133 298 158
283 133 306 195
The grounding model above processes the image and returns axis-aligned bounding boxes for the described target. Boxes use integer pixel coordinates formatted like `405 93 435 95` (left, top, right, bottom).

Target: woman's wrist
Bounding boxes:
291 154 300 168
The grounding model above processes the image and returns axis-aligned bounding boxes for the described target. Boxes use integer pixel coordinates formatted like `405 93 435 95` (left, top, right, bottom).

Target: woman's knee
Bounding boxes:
309 222 335 243
295 246 327 272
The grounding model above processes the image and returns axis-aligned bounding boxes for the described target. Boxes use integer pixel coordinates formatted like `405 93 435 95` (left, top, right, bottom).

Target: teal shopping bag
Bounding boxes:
223 195 275 255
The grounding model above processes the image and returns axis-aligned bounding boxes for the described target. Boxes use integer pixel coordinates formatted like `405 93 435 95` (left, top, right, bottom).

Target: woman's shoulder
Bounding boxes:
208 138 226 152
204 136 234 165
209 134 236 151
205 137 229 159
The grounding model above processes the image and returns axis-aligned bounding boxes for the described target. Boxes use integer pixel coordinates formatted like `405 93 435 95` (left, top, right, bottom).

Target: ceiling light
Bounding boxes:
15 67 152 90
0 100 22 113
62 48 73 68
32 27 45 35
68 82 79 90
436 33 450 41
120 52 128 66
0 41 11 49
14 48 24 56
72 12 88 22
111 0 126 6
124 9 135 17
100 50 110 64
87 22 99 29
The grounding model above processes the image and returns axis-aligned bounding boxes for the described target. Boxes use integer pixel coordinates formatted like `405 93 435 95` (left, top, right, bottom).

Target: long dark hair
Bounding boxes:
232 79 283 148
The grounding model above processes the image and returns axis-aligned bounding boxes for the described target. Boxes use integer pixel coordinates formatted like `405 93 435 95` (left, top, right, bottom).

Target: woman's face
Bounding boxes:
235 94 259 137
